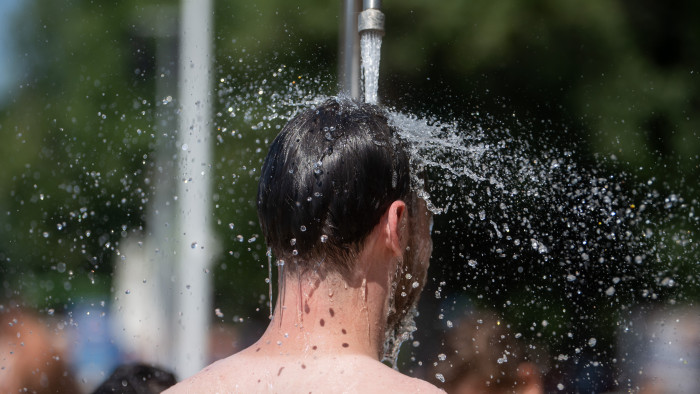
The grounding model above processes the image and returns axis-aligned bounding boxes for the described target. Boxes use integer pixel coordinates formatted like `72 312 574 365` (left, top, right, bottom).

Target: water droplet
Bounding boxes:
290 238 296 246
181 143 189 151
215 308 224 318
320 235 328 243
313 161 323 175
605 286 615 296
228 223 235 230
300 225 307 232
437 353 446 361
292 249 298 256
588 337 597 347
435 373 445 383
191 242 198 249
125 290 131 295
56 262 66 273
411 281 420 289
557 383 565 391
468 259 477 268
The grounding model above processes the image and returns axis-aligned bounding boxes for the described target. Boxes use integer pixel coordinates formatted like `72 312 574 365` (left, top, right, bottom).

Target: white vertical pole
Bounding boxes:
174 0 214 379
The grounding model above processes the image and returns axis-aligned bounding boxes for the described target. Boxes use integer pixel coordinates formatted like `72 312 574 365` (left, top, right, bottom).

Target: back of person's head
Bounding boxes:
257 97 411 277
431 310 543 394
92 363 176 394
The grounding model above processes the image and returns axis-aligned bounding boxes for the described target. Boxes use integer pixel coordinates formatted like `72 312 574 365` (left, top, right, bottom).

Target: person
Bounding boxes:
166 98 439 393
430 309 544 394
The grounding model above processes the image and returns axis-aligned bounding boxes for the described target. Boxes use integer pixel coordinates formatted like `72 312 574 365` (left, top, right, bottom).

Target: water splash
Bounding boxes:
267 247 273 319
360 31 382 104
214 61 699 381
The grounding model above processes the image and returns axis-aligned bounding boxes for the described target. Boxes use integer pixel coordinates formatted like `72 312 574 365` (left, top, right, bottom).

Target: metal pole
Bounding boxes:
174 0 214 379
147 6 179 368
339 0 361 99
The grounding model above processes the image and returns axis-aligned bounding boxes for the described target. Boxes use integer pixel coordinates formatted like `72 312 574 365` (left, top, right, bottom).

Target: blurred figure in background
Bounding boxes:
431 309 544 394
616 305 700 394
0 303 79 393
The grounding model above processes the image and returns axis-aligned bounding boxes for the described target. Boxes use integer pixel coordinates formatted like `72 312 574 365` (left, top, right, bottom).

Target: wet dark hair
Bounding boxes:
257 97 411 276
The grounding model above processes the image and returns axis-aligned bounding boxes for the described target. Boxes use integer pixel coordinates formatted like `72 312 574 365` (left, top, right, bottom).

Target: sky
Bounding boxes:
0 0 22 105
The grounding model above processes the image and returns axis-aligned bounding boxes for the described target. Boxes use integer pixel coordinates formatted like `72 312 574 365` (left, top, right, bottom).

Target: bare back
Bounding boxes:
166 344 441 394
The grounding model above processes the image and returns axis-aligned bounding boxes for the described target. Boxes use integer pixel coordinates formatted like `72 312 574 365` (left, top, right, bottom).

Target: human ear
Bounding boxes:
384 200 407 257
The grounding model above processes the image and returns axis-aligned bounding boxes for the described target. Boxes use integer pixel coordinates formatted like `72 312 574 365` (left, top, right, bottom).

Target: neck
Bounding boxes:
255 256 392 360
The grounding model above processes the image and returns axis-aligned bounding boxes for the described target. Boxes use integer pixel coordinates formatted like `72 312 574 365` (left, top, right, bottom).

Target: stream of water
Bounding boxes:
360 31 382 104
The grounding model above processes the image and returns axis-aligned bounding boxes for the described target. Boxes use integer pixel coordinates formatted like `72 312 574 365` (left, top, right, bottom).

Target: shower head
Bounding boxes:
358 2 384 35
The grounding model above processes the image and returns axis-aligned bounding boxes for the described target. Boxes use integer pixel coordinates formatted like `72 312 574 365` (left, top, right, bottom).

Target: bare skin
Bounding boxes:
166 201 440 393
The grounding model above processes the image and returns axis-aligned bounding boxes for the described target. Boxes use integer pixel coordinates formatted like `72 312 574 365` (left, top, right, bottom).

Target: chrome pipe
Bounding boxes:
358 0 384 35
363 0 381 9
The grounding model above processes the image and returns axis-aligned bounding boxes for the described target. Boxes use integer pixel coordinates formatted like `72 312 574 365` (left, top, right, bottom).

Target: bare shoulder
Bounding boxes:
163 353 252 394
358 359 443 393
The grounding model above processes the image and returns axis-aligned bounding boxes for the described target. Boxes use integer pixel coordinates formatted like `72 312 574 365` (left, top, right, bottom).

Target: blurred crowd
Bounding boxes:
1 300 698 393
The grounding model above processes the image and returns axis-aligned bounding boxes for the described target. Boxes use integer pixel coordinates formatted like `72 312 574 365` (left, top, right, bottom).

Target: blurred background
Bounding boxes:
1 0 699 392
